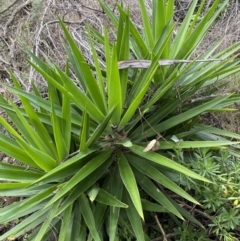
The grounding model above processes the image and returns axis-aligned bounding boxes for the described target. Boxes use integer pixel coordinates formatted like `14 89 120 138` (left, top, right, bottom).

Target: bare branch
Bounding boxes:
0 0 19 14
154 214 169 241
189 93 231 103
4 0 33 35
118 59 223 69
0 56 10 65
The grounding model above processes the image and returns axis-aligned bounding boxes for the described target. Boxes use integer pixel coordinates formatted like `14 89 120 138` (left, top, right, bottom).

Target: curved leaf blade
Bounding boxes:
118 152 144 220
45 150 112 208
95 188 128 208
127 154 199 204
130 145 210 183
79 194 101 241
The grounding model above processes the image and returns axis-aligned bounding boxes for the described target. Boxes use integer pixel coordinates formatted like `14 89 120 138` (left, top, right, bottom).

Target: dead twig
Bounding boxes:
0 0 19 14
188 93 230 103
4 0 33 35
179 202 212 221
0 56 11 65
154 214 169 241
61 150 80 163
118 59 223 69
35 18 87 57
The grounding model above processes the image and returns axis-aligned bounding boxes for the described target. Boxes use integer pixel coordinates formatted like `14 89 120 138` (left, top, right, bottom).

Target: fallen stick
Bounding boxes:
118 59 222 69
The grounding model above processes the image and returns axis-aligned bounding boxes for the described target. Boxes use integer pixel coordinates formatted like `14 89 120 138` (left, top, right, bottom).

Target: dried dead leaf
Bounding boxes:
143 139 157 152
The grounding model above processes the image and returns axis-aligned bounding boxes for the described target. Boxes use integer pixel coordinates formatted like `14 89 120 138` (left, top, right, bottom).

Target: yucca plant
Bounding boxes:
1 0 240 240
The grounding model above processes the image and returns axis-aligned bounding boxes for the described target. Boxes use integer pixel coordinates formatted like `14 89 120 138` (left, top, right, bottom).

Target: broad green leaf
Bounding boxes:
176 0 226 59
185 0 205 38
116 139 133 148
116 8 125 58
0 207 50 241
0 95 35 143
152 19 174 58
58 18 106 114
3 85 82 125
88 185 100 202
0 134 37 168
168 197 204 228
142 75 175 111
109 166 123 241
62 40 86 89
127 154 199 204
0 187 52 219
0 201 46 224
0 115 24 141
51 102 68 161
16 136 57 172
152 0 166 41
117 10 130 103
99 0 118 26
27 60 69 94
55 65 105 123
45 150 112 208
0 183 56 197
28 148 98 187
59 203 73 241
56 160 112 216
118 152 144 220
1 105 58 170
195 124 240 139
61 93 72 153
31 82 47 114
138 0 154 48
27 60 104 123
0 162 40 172
35 200 61 241
141 199 169 212
79 194 101 241
71 201 84 241
87 202 107 241
88 30 107 110
86 106 115 147
129 99 180 137
6 217 59 241
108 45 122 125
95 188 128 208
20 188 56 210
0 166 42 183
10 101 54 156
80 111 89 152
104 27 111 90
170 0 198 57
117 4 148 57
10 71 59 159
88 177 111 241
157 140 239 149
133 168 183 219
142 96 229 139
118 57 159 129
123 190 145 241
130 144 210 182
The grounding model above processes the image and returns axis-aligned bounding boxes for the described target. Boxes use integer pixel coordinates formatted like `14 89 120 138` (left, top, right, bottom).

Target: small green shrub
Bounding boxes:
0 0 240 240
173 149 240 240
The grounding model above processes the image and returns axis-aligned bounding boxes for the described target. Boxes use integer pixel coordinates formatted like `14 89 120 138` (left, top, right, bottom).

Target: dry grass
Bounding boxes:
0 0 148 91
